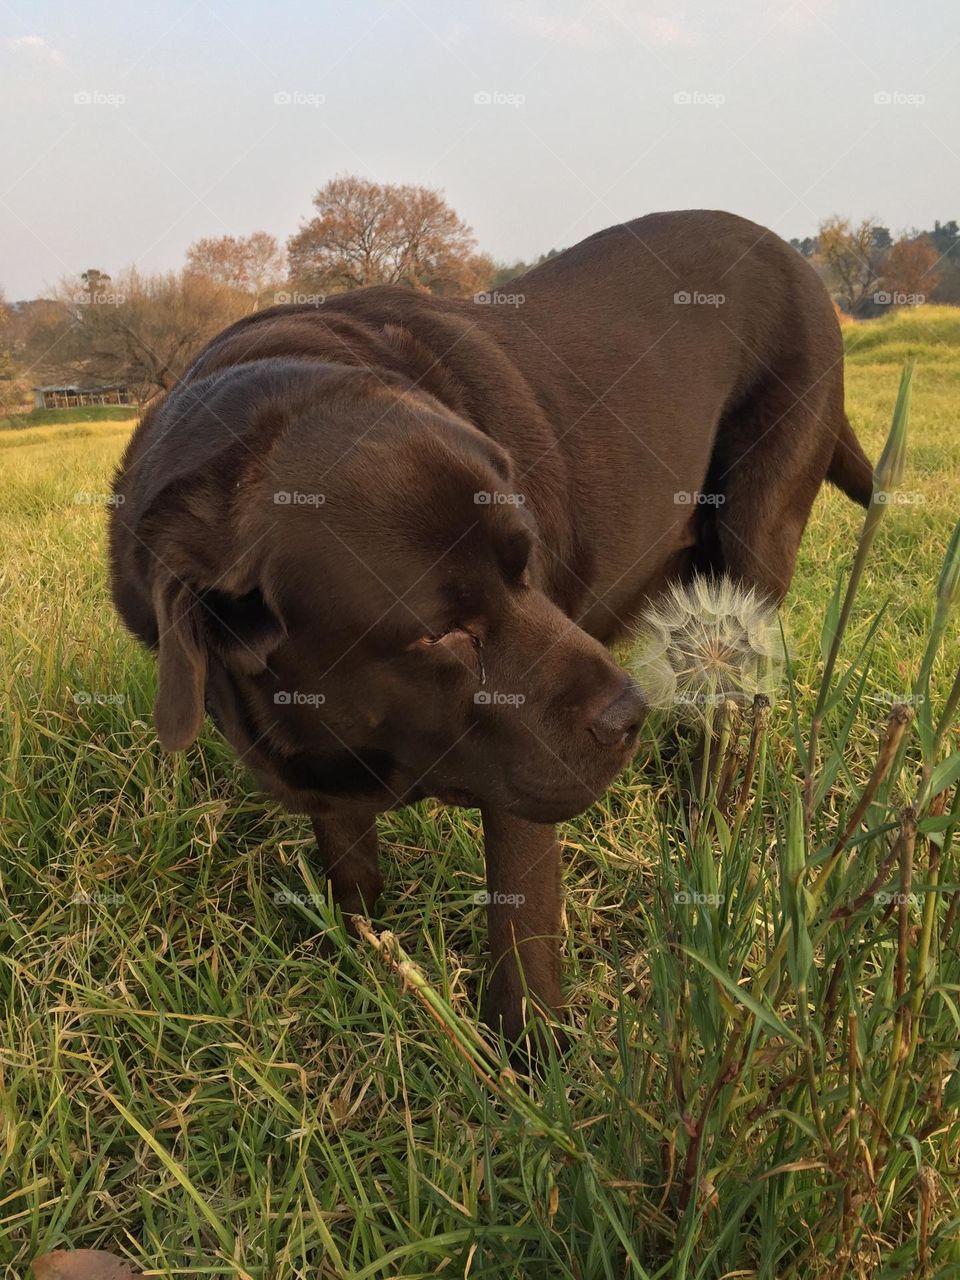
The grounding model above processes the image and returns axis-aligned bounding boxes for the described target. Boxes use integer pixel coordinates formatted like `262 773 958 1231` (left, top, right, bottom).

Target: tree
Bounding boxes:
8 298 73 388
871 226 892 253
881 236 941 304
0 288 11 374
54 268 249 401
80 268 112 296
0 288 26 414
287 175 493 297
790 236 818 259
816 217 888 315
185 232 285 309
927 221 960 304
489 248 562 287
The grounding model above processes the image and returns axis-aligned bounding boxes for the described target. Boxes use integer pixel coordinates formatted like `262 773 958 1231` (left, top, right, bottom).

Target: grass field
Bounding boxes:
0 405 140 432
2 307 959 1279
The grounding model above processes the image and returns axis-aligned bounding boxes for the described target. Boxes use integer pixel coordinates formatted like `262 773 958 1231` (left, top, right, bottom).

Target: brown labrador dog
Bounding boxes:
109 209 872 1048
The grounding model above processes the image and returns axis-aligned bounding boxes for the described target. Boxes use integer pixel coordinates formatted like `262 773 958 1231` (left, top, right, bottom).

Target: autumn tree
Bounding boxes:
185 232 285 308
53 268 248 401
78 268 113 299
287 175 493 297
816 217 889 315
881 235 941 303
0 288 12 377
0 287 27 414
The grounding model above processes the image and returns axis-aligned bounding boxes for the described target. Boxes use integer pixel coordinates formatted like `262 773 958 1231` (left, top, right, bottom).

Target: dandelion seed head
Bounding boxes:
628 576 785 718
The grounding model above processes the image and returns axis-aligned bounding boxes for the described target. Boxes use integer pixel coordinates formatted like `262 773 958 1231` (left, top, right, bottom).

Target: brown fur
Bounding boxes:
109 210 872 1047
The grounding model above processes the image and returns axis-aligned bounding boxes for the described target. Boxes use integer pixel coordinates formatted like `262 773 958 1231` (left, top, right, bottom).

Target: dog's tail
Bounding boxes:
827 414 874 508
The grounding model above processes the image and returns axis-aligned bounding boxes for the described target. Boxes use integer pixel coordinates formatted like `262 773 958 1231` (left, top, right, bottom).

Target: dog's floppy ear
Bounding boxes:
152 576 287 751
153 575 207 752
199 585 287 676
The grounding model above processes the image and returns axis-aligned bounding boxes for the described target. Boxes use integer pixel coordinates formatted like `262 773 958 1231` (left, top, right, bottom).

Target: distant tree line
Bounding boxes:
1 175 552 412
1 181 956 414
790 216 958 315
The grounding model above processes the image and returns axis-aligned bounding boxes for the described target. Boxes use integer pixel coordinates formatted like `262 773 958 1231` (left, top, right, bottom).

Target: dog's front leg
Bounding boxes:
480 808 565 1049
310 806 383 925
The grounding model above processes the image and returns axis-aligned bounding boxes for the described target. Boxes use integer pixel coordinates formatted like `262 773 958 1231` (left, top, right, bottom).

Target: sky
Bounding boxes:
1 0 958 301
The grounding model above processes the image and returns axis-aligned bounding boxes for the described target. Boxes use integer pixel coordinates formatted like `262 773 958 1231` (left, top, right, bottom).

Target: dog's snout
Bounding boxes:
585 680 647 748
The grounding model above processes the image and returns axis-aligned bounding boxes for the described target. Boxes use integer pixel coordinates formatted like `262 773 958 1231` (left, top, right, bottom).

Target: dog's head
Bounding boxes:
131 360 644 823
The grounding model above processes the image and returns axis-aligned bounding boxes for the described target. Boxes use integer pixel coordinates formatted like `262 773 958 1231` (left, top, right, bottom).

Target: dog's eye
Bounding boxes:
408 628 484 680
411 627 469 649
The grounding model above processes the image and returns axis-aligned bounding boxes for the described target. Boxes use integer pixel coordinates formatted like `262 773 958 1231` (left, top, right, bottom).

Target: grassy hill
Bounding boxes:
0 404 139 431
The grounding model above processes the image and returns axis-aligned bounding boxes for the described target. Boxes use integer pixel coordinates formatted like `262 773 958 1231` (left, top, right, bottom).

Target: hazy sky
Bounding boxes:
1 1 957 300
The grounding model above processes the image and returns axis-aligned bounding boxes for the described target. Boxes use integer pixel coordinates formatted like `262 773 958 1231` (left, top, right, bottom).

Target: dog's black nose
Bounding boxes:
586 680 647 748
